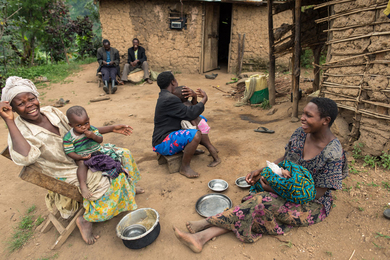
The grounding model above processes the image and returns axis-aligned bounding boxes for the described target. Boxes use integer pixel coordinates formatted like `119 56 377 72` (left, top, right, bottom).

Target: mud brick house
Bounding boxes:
99 0 290 74
318 0 390 155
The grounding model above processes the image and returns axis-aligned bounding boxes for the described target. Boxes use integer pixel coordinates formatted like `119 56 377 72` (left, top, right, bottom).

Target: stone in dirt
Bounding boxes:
90 96 110 102
267 108 278 115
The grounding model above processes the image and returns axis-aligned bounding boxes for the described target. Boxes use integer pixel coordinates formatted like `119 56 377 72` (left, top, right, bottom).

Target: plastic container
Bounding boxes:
245 74 269 104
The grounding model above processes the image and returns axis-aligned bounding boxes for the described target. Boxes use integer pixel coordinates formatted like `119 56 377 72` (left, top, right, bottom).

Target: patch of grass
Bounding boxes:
363 155 379 168
372 242 382 249
4 59 96 87
381 181 390 191
375 232 390 240
27 205 36 214
342 184 352 192
36 216 45 227
366 181 378 187
355 182 361 189
7 206 43 252
358 206 364 211
326 251 333 257
352 143 364 159
260 99 271 110
380 151 390 170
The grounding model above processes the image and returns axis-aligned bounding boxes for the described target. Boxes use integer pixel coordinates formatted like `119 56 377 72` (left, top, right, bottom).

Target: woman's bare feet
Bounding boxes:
179 165 199 178
136 186 145 194
207 158 221 167
80 185 92 199
173 226 203 253
76 216 99 245
186 219 211 234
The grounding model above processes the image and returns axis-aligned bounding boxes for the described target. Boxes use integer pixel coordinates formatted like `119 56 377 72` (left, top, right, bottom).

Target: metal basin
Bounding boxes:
208 179 228 192
116 208 160 249
235 176 250 188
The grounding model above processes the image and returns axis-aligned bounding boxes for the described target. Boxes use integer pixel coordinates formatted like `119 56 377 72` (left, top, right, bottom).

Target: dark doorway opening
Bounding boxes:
218 3 232 69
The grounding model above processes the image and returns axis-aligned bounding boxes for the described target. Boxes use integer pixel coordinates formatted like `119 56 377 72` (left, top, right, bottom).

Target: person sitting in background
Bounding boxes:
97 39 121 94
121 38 153 84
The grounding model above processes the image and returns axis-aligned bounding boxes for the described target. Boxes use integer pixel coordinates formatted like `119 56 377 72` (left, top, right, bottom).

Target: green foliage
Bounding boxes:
382 181 390 191
380 151 390 170
348 161 360 175
36 216 45 226
326 251 333 257
375 232 390 240
363 155 379 168
300 49 313 69
260 99 271 110
352 143 364 159
358 206 364 211
27 205 36 214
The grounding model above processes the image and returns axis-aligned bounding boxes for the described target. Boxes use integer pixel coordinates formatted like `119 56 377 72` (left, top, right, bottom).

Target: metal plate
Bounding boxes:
235 176 250 188
195 194 232 218
208 179 228 192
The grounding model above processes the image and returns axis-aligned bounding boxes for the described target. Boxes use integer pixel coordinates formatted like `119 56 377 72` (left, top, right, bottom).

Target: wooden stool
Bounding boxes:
1 147 83 250
157 153 183 174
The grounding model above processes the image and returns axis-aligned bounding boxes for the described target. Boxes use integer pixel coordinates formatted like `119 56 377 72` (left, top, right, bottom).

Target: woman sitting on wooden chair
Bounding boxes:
0 76 143 245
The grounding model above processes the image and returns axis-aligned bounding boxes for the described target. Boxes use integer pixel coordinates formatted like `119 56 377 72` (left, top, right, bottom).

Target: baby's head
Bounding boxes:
66 106 90 135
173 86 188 103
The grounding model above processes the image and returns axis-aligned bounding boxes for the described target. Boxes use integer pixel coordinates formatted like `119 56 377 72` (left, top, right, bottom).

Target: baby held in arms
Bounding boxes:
250 160 317 204
63 106 126 199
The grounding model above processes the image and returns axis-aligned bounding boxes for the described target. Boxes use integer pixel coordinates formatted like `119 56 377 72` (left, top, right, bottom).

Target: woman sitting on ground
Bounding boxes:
173 97 348 253
0 76 143 245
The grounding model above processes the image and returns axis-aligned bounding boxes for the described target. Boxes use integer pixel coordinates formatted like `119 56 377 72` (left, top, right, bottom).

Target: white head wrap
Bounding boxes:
1 76 40 103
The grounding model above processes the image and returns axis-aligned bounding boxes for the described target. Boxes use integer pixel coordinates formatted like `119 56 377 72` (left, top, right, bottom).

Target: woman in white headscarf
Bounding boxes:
0 76 142 245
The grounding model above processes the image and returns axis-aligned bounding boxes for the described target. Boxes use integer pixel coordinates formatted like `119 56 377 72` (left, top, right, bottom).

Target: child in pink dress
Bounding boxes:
174 86 221 167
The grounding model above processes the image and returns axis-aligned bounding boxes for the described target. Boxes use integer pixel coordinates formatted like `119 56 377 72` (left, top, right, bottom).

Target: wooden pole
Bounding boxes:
292 0 302 120
237 33 241 74
312 46 321 92
239 34 245 75
268 0 276 106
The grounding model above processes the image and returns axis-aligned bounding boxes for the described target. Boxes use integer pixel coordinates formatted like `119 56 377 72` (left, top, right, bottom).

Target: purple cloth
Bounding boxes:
84 154 123 179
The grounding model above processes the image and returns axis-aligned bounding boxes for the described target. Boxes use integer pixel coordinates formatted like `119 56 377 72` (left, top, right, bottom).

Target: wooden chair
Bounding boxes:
1 147 84 250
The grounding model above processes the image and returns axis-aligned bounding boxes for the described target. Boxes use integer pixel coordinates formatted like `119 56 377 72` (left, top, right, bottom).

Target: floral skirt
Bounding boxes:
206 192 326 243
83 148 140 222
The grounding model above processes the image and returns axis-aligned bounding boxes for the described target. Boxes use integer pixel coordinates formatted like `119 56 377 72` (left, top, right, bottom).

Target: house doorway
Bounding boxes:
202 3 232 73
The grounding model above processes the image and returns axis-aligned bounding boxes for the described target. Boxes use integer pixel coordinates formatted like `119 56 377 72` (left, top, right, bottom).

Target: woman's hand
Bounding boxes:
112 125 133 136
245 167 264 186
0 101 14 121
182 86 196 99
259 177 274 192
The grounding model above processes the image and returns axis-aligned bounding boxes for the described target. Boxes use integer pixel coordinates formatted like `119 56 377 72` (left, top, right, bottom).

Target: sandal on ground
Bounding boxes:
254 127 275 134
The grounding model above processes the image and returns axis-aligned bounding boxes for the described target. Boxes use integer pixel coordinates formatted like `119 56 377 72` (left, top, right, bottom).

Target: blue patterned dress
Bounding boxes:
207 127 348 243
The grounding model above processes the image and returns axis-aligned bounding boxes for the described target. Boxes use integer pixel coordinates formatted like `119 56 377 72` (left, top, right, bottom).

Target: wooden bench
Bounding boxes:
1 147 84 250
157 153 183 174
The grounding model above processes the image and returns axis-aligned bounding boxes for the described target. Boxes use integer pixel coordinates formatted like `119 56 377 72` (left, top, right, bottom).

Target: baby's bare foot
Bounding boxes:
136 186 145 194
80 186 92 199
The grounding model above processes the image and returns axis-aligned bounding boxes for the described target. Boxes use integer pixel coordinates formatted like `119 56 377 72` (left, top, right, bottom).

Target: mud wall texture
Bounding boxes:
321 0 390 155
100 0 203 73
228 4 292 72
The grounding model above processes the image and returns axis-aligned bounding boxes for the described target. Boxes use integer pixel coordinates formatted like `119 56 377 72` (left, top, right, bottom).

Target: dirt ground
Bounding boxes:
0 63 389 260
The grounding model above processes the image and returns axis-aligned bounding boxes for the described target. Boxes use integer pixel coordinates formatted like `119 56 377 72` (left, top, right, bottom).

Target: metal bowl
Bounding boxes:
208 179 228 192
235 176 250 188
116 208 160 249
195 193 233 217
